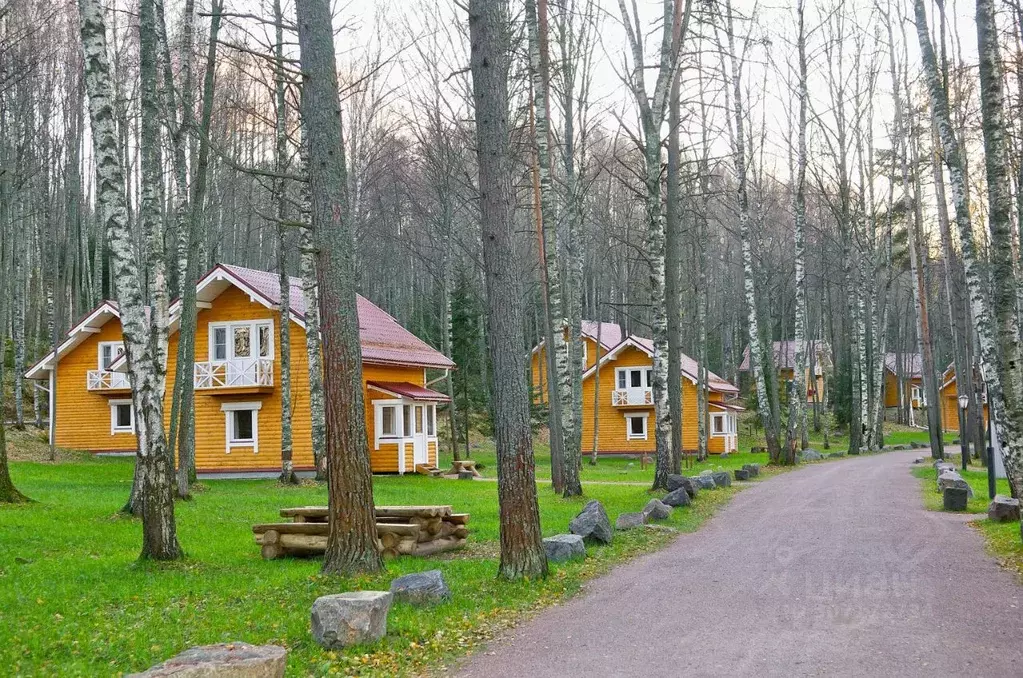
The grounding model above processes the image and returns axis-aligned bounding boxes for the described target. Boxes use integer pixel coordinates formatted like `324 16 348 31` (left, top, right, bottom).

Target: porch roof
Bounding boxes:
367 381 451 402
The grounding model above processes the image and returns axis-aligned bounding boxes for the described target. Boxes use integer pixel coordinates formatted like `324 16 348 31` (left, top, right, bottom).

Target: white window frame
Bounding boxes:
711 413 726 437
374 399 405 449
110 399 134 435
98 341 125 371
221 401 262 453
208 320 274 363
615 366 653 390
581 341 587 365
624 412 649 441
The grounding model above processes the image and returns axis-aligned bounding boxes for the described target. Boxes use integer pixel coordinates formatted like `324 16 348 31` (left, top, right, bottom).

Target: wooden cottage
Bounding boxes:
939 365 988 432
737 340 829 404
25 264 455 475
883 352 925 410
531 325 743 455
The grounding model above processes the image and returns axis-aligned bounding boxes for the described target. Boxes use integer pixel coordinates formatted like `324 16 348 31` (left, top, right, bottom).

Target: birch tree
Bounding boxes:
296 0 381 574
78 0 180 559
468 0 548 580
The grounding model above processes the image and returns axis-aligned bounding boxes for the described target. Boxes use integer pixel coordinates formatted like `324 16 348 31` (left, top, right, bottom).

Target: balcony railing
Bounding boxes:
194 359 274 390
87 370 131 391
611 387 653 406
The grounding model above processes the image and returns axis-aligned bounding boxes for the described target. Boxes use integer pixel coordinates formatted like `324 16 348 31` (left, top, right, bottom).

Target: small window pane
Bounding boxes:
713 416 724 433
102 345 113 369
213 328 227 360
403 406 412 436
646 370 653 387
234 410 253 441
381 407 395 436
415 406 424 434
427 405 435 436
116 404 132 429
630 417 644 435
258 325 271 357
233 326 251 358
617 371 626 389
630 371 642 388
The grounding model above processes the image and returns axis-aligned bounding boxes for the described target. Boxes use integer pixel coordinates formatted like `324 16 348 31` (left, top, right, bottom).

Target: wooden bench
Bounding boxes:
444 459 482 478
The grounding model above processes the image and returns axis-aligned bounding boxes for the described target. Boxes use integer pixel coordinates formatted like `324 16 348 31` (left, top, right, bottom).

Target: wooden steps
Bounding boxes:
415 463 443 477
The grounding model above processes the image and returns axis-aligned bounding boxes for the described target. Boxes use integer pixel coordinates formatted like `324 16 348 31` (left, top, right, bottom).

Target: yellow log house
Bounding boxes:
939 365 989 432
883 352 925 409
737 340 829 404
25 264 455 475
531 325 743 455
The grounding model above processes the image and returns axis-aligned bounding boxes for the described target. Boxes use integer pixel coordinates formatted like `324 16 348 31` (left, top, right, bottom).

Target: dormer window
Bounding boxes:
98 342 125 371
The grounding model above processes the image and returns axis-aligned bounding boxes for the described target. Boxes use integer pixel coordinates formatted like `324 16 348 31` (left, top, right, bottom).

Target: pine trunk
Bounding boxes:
296 0 381 574
469 0 548 580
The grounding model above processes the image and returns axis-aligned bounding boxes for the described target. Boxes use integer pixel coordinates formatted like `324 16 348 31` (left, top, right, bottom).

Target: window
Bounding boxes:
403 405 412 436
616 367 652 390
712 414 725 435
221 402 261 453
625 413 648 441
110 400 134 434
381 406 398 437
98 342 125 371
427 405 436 436
233 326 251 358
213 327 228 361
258 325 271 357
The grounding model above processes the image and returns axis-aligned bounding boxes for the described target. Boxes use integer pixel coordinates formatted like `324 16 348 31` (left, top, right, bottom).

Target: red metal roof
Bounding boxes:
367 381 451 402
738 340 830 372
581 320 623 350
631 336 739 394
219 264 455 369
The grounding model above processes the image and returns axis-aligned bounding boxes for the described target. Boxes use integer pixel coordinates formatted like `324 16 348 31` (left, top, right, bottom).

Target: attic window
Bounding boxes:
99 342 125 371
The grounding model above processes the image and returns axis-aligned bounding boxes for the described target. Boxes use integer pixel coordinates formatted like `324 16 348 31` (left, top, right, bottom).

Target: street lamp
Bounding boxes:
958 394 970 471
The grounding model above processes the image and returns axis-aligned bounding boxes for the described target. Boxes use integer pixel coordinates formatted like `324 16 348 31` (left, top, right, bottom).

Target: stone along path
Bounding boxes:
456 451 1023 677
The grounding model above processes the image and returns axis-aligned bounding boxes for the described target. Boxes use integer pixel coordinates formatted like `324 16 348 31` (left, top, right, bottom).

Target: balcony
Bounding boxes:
612 387 653 407
194 358 274 393
87 370 131 392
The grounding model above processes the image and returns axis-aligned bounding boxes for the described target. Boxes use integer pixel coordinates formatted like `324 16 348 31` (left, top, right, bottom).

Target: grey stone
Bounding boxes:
543 534 586 562
662 488 691 507
911 441 923 449
988 495 1021 522
665 474 687 492
570 500 614 544
935 462 956 476
742 463 761 477
712 471 732 488
677 476 699 499
389 570 450 604
643 498 673 520
699 469 715 477
734 468 750 481
799 449 823 462
615 512 648 530
458 470 474 480
826 452 845 459
692 475 717 490
129 643 287 678
311 591 392 649
913 457 925 464
937 471 974 499
943 487 969 511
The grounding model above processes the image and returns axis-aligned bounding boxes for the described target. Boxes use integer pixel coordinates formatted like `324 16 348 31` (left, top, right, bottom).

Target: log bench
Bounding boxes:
443 459 482 478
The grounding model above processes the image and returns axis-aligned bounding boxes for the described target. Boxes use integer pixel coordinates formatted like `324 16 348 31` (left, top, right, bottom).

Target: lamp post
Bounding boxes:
958 394 969 471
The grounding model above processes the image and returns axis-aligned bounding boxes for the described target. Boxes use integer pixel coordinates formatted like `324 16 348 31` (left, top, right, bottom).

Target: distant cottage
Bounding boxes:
25 264 454 475
531 322 743 455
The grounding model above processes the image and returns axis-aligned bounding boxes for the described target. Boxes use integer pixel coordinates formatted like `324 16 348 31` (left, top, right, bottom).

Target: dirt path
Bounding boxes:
455 450 1023 677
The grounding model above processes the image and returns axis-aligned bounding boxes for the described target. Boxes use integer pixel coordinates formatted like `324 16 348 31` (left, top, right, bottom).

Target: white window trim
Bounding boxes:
711 413 726 437
615 365 653 390
110 399 134 435
221 401 262 454
624 412 649 441
98 341 125 371
208 319 275 363
374 399 406 449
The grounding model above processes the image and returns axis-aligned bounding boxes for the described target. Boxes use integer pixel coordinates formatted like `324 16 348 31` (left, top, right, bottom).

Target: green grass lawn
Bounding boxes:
0 455 741 676
912 464 1023 584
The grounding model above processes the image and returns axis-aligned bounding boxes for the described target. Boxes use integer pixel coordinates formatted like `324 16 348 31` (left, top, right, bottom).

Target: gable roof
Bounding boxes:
27 263 454 377
738 340 831 372
25 301 122 379
581 335 739 394
884 352 923 379
531 319 624 356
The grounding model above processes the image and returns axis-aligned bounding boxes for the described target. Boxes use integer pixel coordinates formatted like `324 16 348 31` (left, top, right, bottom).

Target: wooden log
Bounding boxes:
375 506 452 518
452 526 469 540
253 522 329 536
410 536 466 557
446 513 470 525
279 506 329 520
262 529 281 546
395 536 422 555
380 532 401 549
374 523 420 537
261 542 283 560
411 516 443 535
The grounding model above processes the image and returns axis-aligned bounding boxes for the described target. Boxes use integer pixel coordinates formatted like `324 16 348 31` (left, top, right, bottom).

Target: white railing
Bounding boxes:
194 359 274 390
87 370 131 391
611 387 653 406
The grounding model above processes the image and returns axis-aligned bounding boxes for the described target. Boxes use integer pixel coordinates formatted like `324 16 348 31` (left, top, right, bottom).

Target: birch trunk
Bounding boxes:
525 0 567 493
665 20 684 473
79 0 180 559
274 0 296 485
975 0 1023 493
296 0 381 574
786 0 809 453
468 0 548 580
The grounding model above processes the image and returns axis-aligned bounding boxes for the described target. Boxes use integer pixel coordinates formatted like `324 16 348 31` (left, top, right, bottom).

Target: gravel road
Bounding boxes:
455 450 1023 677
